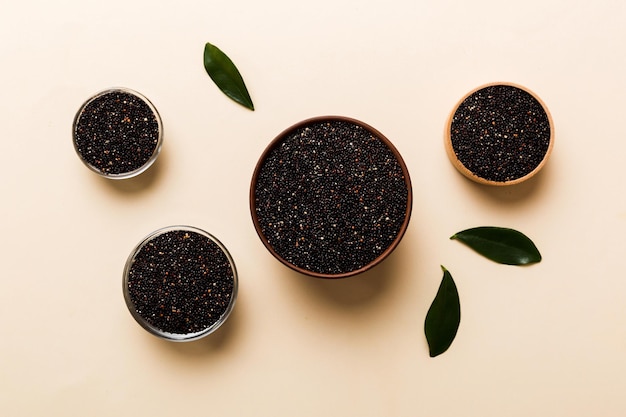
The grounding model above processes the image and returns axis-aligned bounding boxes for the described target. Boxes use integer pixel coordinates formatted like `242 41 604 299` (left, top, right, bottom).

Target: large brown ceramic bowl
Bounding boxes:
250 116 412 279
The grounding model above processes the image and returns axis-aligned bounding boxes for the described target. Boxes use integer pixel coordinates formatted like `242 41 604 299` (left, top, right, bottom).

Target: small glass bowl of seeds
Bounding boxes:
250 116 412 279
123 226 238 342
445 82 554 186
73 87 163 179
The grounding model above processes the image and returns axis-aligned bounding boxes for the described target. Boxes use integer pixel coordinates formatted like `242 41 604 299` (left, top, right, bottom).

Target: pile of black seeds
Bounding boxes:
450 84 551 182
126 230 234 336
253 120 409 275
74 90 160 176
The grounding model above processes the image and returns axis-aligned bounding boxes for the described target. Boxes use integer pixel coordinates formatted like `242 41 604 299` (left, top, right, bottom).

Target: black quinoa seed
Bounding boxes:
253 119 410 276
450 84 551 182
126 229 235 336
73 90 160 176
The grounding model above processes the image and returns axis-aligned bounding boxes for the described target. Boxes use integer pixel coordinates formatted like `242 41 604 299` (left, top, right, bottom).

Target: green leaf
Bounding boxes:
425 266 461 357
450 226 541 265
203 42 254 110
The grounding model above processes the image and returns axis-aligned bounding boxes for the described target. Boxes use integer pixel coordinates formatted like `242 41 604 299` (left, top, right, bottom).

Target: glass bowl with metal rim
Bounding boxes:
73 87 163 179
123 225 238 342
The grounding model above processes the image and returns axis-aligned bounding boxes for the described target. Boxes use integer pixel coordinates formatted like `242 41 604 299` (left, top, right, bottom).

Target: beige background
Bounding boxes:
2 0 626 416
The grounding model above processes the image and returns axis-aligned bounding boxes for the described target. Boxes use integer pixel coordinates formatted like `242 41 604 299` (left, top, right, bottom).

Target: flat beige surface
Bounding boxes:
2 1 626 416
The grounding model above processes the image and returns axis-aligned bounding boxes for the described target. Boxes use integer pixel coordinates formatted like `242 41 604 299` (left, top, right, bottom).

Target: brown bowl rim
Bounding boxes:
444 81 555 186
250 115 413 279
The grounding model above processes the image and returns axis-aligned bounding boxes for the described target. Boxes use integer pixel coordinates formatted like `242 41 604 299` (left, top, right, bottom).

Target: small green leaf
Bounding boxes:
203 42 254 110
451 226 541 265
425 266 461 357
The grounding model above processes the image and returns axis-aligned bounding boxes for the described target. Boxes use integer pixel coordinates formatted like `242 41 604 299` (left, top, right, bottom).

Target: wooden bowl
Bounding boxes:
445 82 554 186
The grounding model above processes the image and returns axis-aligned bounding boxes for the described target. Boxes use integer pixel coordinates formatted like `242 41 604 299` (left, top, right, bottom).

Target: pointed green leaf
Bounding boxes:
425 266 461 357
451 226 541 265
203 42 254 110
